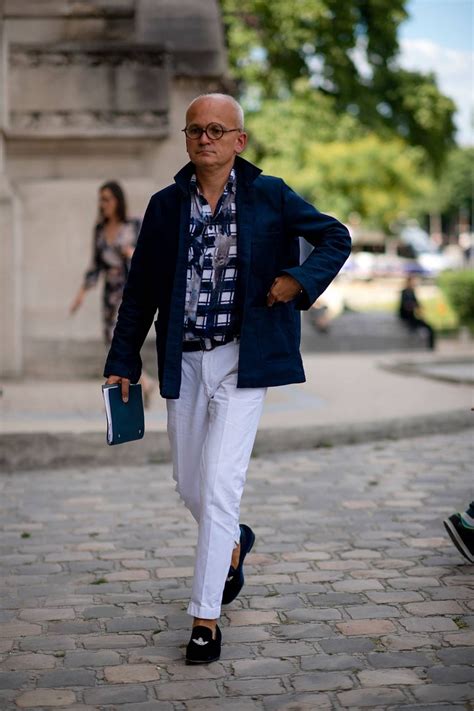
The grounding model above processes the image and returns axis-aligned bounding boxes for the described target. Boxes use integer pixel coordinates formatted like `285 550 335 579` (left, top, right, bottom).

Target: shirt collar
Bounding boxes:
190 167 236 196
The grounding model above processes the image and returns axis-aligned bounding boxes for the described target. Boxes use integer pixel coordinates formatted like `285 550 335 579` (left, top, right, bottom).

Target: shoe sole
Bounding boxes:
444 519 474 563
185 654 221 664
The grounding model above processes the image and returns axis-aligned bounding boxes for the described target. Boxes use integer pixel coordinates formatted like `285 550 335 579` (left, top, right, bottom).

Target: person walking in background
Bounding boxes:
70 180 154 405
399 275 436 350
104 93 351 664
444 503 474 563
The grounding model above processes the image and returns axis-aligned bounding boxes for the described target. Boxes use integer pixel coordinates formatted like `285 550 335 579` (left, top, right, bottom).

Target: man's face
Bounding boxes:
184 98 247 171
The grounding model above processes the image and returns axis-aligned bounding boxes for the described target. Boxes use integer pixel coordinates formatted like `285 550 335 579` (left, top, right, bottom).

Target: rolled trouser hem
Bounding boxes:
187 601 221 618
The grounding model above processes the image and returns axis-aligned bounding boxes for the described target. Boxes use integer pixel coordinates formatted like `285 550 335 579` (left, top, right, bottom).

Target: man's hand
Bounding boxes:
267 275 303 307
106 375 130 403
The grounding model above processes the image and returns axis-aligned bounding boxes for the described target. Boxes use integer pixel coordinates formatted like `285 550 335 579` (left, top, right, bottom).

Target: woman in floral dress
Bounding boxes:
70 181 154 403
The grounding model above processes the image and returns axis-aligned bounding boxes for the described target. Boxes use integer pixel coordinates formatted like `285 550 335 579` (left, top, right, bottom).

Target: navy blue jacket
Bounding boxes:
104 156 351 398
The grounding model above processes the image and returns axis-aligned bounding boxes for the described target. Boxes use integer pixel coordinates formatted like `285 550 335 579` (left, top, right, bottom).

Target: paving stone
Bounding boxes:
37 668 97 687
367 651 432 668
225 610 279 626
0 653 56 670
400 617 459 632
412 683 474 703
232 658 295 677
332 579 384 592
345 604 401 619
337 687 407 707
436 647 474 665
443 632 474 646
64 650 121 667
105 570 150 582
106 616 161 632
358 668 423 686
224 677 286 696
261 692 331 710
337 619 396 635
292 671 353 691
388 577 441 589
104 663 161 682
84 684 149 704
47 620 100 634
0 622 42 637
15 689 77 707
300 653 365 671
282 607 342 622
258 641 315 657
272 623 332 639
156 679 220 700
186 700 263 711
319 637 376 654
121 704 174 711
403 601 464 616
427 665 474 683
82 604 125 618
0 671 30 689
382 633 441 650
19 635 76 651
365 591 424 604
82 633 147 648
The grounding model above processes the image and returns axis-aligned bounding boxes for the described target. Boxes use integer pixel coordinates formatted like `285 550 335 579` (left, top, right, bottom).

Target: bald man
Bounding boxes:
104 93 351 663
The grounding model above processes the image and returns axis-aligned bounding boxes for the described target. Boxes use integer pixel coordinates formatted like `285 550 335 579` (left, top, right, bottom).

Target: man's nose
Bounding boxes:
198 130 212 144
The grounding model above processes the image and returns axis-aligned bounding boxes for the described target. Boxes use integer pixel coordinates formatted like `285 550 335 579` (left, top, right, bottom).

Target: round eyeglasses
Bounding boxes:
182 122 242 141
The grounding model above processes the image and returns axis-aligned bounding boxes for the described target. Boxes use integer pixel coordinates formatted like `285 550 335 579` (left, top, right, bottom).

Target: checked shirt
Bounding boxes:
183 168 240 345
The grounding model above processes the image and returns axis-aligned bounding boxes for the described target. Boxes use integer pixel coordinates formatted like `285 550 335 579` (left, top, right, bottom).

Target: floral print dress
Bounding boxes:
83 218 141 344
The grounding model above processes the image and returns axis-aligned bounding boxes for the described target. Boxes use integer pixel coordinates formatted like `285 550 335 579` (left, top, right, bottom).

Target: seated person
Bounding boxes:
399 276 436 350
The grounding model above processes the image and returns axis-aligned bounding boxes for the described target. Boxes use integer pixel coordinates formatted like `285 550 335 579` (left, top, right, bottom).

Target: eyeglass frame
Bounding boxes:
181 122 243 141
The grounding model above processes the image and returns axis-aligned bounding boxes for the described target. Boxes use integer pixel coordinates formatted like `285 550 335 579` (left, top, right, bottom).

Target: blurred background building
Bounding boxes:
0 0 227 377
1 0 472 381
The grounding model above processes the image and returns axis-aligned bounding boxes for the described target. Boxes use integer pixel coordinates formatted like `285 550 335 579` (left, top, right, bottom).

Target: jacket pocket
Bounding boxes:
251 303 295 361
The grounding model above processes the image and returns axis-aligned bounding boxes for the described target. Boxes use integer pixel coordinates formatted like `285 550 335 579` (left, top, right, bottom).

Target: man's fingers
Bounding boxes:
121 379 130 403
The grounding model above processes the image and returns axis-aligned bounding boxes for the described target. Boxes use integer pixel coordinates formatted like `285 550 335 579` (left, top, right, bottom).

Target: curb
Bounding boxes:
1 409 472 472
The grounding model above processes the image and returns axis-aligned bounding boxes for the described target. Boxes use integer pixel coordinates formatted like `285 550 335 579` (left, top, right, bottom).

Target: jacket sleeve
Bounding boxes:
103 196 160 382
279 181 352 310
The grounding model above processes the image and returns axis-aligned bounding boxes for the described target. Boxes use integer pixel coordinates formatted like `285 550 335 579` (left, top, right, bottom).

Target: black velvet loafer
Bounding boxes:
185 624 222 664
222 523 256 605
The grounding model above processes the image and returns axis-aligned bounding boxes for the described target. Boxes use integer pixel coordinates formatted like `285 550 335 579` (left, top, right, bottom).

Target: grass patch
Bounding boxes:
20 532 31 539
91 577 108 585
453 616 469 630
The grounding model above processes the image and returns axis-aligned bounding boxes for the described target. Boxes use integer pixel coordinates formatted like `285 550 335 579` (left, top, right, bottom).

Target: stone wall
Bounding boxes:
0 0 227 377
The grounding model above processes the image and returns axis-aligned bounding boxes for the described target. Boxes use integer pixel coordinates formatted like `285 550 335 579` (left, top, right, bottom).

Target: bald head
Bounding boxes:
185 93 244 130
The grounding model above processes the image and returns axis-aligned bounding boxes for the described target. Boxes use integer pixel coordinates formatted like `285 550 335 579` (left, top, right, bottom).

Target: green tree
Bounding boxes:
244 87 433 230
220 0 456 169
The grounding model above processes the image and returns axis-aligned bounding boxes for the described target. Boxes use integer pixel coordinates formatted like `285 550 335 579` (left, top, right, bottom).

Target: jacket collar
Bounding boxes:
173 155 262 194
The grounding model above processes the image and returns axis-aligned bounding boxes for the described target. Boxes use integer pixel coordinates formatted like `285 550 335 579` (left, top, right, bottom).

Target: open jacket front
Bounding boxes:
104 156 352 399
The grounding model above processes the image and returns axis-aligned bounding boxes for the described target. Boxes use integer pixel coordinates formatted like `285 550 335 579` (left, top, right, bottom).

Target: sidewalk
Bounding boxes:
0 430 473 708
1 339 473 471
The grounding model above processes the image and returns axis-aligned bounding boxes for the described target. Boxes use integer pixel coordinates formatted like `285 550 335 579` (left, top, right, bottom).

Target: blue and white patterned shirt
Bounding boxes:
183 168 240 344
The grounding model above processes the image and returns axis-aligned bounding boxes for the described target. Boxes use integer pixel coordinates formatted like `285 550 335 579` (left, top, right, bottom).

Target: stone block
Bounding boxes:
104 663 161 682
336 620 396 636
292 671 353 692
357 668 422 686
337 687 407 707
37 669 96 687
15 689 76 708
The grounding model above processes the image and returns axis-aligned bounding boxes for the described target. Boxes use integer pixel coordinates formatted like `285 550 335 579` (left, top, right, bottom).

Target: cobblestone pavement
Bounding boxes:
0 430 473 710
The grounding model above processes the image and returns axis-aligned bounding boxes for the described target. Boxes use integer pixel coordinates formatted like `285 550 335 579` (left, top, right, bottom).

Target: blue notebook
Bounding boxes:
102 383 145 445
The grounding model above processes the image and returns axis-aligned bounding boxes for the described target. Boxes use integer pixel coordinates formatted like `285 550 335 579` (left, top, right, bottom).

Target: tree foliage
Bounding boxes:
244 86 433 230
220 0 456 170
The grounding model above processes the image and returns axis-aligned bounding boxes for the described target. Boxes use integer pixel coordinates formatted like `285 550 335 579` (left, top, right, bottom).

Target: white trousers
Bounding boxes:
166 340 266 619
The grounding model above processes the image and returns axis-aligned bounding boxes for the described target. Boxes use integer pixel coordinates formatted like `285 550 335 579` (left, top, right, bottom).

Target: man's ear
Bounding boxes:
235 132 248 154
